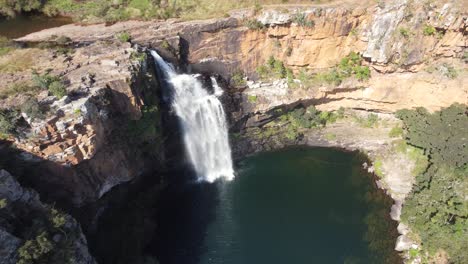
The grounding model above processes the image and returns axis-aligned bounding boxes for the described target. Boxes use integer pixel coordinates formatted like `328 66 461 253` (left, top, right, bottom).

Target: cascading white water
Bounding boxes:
150 50 234 182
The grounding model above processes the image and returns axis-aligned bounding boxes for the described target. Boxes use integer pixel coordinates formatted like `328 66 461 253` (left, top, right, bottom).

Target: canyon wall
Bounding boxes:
5 0 467 206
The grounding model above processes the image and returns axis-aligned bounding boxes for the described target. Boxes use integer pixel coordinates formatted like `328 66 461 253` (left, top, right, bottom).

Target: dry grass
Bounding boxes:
0 49 42 73
177 0 344 20
0 81 41 100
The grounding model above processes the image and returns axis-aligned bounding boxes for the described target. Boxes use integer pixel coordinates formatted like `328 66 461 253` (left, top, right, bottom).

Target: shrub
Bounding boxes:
256 56 292 80
17 232 54 264
230 70 246 87
337 107 345 118
388 126 403 138
441 63 458 79
0 110 18 136
32 71 67 99
48 81 67 98
245 19 265 30
373 159 384 178
116 31 131 43
247 95 257 103
55 35 71 45
0 198 6 208
399 27 410 38
292 12 314 28
50 209 66 228
423 24 436 36
21 98 43 120
32 71 60 90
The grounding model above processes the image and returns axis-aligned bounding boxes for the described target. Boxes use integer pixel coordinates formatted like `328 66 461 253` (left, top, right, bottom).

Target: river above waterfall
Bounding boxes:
153 147 401 264
0 14 72 39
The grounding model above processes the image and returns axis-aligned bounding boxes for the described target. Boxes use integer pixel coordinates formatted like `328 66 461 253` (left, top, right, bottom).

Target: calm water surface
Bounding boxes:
154 147 401 264
0 15 72 39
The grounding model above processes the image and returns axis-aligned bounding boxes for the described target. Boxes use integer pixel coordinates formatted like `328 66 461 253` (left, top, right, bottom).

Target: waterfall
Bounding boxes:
150 50 234 182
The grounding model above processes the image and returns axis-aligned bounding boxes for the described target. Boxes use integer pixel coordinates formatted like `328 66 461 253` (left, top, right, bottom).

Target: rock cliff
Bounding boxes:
3 0 466 223
0 169 95 263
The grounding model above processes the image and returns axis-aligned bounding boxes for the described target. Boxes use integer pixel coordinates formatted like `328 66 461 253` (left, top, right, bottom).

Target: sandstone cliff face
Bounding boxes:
7 0 467 205
0 170 95 263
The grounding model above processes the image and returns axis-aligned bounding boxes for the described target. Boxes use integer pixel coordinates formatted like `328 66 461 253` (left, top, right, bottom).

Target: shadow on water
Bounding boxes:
148 168 220 264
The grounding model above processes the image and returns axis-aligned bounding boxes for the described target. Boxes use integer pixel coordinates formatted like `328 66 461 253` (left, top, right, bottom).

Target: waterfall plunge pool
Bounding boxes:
152 147 401 264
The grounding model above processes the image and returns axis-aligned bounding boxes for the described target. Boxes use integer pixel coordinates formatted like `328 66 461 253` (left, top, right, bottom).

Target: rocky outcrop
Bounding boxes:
0 170 95 263
0 41 164 206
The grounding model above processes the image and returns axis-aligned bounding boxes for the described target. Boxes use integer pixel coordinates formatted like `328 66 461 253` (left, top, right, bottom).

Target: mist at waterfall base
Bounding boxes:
153 147 400 264
151 50 234 182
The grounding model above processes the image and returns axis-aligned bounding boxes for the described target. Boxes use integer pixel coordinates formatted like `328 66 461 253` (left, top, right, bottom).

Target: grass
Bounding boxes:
0 82 41 100
116 31 131 43
393 140 428 177
0 49 40 73
2 0 331 22
373 158 384 178
325 133 336 140
388 126 403 138
353 113 379 128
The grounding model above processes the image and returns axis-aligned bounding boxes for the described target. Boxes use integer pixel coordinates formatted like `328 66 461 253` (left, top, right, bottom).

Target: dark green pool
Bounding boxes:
154 147 401 264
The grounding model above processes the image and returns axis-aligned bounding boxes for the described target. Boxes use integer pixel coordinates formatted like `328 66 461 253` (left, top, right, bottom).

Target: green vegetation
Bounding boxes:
297 52 370 88
282 106 338 130
0 1 324 22
353 113 379 128
21 98 44 120
397 104 468 263
291 12 314 28
130 50 147 63
0 82 42 100
116 31 131 43
325 133 336 140
442 63 458 79
394 140 429 177
0 198 6 208
247 95 257 103
399 27 410 38
423 24 436 36
230 70 246 87
14 205 79 264
256 56 293 81
17 231 54 264
245 19 265 30
0 49 40 73
373 158 384 178
0 109 19 137
48 81 67 98
388 126 403 138
0 36 14 56
425 63 459 79
33 71 67 98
